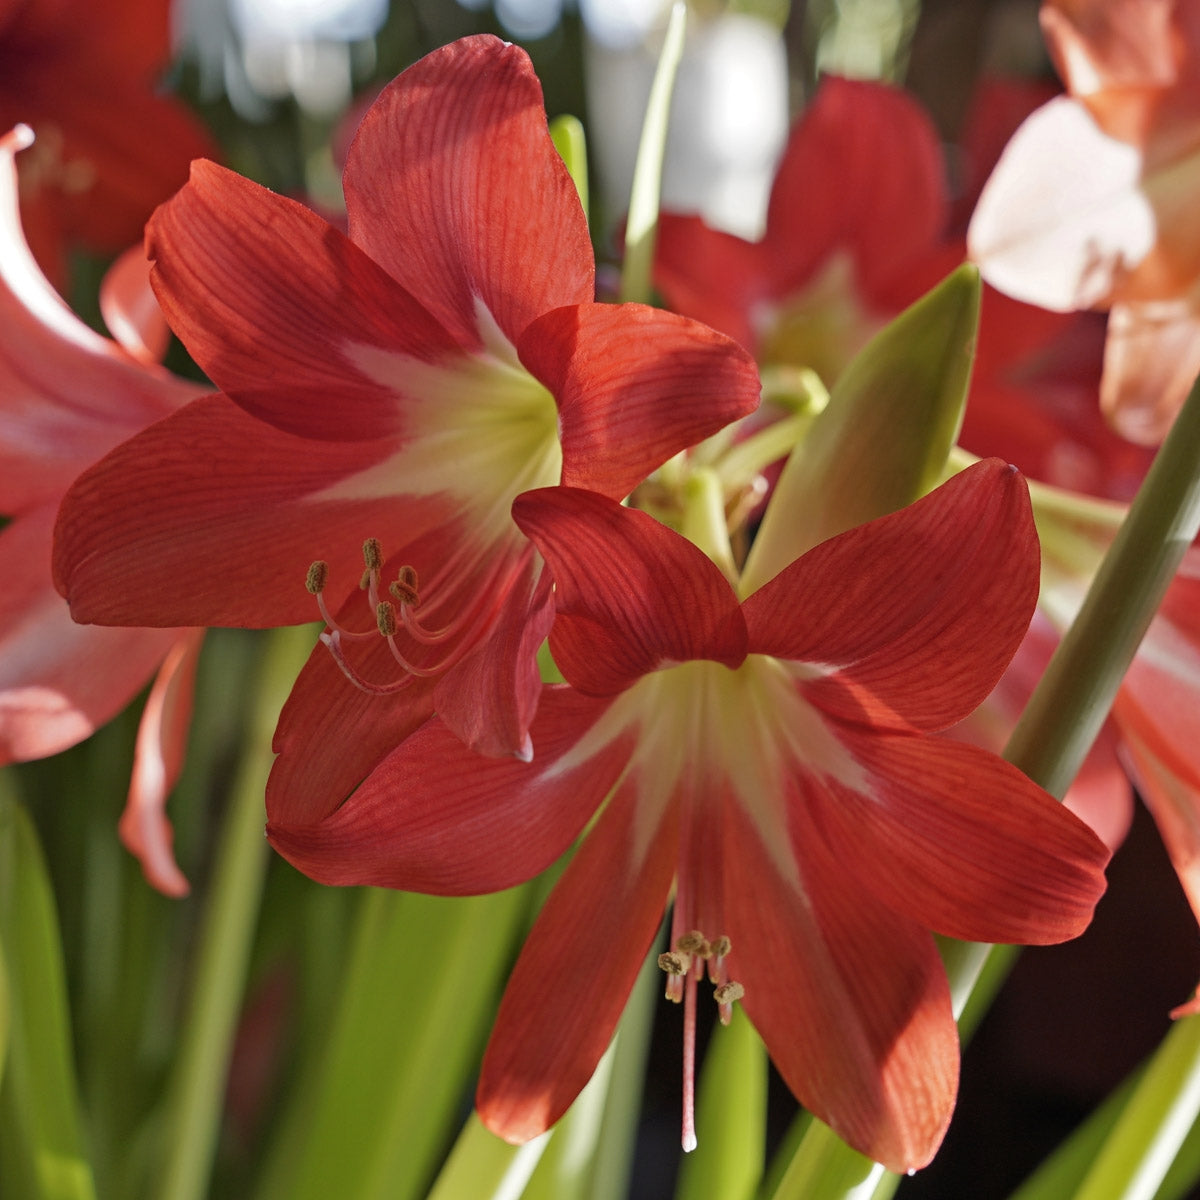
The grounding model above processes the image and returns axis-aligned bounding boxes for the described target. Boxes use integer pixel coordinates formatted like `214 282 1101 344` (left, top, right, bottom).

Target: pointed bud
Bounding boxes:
743 264 981 593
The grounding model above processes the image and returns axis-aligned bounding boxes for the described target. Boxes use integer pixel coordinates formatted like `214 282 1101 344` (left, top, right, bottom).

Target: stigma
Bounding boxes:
304 536 527 695
657 928 745 1153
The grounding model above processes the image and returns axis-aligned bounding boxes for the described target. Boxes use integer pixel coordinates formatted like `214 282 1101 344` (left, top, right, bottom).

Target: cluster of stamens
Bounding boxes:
305 537 502 695
657 929 745 1153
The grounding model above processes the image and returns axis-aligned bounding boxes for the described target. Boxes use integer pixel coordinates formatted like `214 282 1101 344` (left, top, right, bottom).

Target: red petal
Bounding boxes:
653 215 768 351
811 732 1110 944
146 160 463 442
266 631 437 827
743 460 1040 731
121 629 204 897
267 686 625 892
0 504 182 764
512 488 747 695
434 562 554 758
100 243 170 364
343 35 594 349
520 303 761 500
477 775 678 1142
723 790 957 1172
53 394 451 628
765 77 947 304
0 128 199 510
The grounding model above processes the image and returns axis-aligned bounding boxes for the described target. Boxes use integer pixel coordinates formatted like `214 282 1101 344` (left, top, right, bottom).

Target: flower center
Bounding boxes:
753 252 884 386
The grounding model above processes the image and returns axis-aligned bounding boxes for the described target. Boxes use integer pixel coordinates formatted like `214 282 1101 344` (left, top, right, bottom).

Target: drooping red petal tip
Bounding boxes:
1171 987 1200 1020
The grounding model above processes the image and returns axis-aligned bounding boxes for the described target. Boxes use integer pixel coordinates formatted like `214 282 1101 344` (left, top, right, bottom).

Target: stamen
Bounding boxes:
659 950 688 1003
714 980 745 1026
305 536 534 695
661 925 740 1151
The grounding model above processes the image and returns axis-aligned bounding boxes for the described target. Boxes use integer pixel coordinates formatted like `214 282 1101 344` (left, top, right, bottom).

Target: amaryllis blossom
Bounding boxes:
267 461 1109 1172
53 36 760 813
0 125 205 896
654 75 948 380
0 0 216 286
654 73 1101 481
969 0 1200 443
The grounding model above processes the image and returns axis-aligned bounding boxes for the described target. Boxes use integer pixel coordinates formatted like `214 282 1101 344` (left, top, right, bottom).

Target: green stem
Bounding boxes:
618 1 687 306
154 625 313 1200
1007 374 1200 798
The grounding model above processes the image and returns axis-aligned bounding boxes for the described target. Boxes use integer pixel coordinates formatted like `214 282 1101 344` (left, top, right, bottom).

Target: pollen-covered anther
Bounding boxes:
305 560 329 595
359 537 384 588
713 979 745 1025
675 930 712 959
376 601 398 638
658 950 689 1003
389 564 420 607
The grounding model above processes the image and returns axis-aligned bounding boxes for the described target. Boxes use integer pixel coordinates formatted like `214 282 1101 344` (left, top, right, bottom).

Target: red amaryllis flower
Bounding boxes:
655 75 947 378
53 35 760 811
267 460 1109 1171
0 126 204 895
969 0 1200 443
0 0 216 286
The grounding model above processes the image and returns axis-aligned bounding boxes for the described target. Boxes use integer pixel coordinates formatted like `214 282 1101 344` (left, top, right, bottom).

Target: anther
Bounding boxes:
306 561 329 595
658 951 688 976
389 564 420 607
676 931 711 958
362 538 383 571
713 981 744 1006
710 935 731 959
376 601 397 637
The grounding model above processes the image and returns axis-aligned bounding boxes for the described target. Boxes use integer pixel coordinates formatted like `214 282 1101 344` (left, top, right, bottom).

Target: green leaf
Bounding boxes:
426 1113 550 1200
675 1007 766 1200
0 775 97 1200
254 884 532 1200
1069 1014 1200 1200
741 264 980 595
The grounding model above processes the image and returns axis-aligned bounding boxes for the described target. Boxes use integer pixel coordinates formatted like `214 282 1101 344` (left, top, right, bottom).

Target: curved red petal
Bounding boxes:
266 630 437 828
343 35 594 349
146 160 463 442
267 687 625 893
520 302 760 500
743 460 1039 731
723 790 957 1172
121 629 204 897
766 76 947 303
812 732 1110 944
512 487 747 695
53 394 450 628
1 504 183 764
434 561 554 759
477 775 677 1143
653 214 767 351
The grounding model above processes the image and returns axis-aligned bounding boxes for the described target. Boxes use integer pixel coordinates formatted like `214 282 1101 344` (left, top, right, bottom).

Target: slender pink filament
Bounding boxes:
682 964 699 1153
